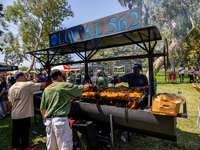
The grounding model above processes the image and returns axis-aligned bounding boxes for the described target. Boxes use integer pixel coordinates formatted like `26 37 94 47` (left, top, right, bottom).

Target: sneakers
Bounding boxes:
24 145 37 150
0 116 6 119
6 112 10 116
12 147 16 150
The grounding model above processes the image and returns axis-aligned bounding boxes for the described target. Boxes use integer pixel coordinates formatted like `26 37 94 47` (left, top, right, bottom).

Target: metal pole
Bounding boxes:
164 45 166 83
85 61 89 83
110 114 114 149
148 29 154 107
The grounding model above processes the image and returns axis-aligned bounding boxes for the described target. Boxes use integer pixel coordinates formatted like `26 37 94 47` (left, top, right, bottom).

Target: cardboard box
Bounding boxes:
152 99 181 115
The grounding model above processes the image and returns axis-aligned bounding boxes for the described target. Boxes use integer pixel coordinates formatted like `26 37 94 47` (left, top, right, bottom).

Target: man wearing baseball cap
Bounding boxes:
89 70 97 86
40 69 89 150
69 70 76 84
8 71 48 150
178 64 184 83
111 63 148 87
96 70 108 87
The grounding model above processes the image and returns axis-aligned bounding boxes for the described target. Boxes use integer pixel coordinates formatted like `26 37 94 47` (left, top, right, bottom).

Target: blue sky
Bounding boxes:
0 0 128 67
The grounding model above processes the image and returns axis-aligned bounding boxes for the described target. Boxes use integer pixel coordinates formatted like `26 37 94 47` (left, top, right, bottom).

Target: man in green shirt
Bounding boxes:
96 70 108 87
40 69 89 150
70 70 76 84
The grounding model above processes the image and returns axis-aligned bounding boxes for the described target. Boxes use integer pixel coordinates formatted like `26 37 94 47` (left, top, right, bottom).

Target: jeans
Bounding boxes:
179 73 184 83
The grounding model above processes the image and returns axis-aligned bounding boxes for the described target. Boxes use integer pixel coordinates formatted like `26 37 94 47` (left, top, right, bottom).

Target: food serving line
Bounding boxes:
28 8 187 149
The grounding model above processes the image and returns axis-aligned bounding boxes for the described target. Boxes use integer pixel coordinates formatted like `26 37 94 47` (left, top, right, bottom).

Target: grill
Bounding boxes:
29 21 187 148
69 97 177 142
79 86 149 109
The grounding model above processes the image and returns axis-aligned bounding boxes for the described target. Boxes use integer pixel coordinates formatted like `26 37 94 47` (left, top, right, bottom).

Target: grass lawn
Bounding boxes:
1 71 200 150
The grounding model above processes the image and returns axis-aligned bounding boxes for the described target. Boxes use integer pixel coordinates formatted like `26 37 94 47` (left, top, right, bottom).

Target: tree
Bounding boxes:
182 13 200 67
92 43 147 72
0 0 74 72
118 0 199 75
0 4 4 51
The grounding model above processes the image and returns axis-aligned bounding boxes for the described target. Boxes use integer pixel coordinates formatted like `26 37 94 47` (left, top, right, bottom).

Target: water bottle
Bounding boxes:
178 88 182 95
121 136 126 142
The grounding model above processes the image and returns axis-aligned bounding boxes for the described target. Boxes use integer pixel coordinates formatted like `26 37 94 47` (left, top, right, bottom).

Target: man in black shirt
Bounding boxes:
0 75 10 119
111 64 148 108
112 64 148 87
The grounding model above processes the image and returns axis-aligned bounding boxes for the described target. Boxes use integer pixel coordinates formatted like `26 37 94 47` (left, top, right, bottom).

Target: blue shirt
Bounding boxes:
119 73 148 87
37 78 46 83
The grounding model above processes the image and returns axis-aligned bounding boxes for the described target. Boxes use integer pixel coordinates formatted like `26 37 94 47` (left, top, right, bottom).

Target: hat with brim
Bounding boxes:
97 70 103 75
14 71 25 79
50 69 62 78
132 64 142 70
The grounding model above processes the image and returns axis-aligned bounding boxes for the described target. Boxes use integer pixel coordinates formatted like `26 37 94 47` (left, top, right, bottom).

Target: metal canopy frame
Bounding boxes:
27 26 168 107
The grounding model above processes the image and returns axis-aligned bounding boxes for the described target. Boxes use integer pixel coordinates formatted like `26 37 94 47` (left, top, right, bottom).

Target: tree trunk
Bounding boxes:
25 55 35 73
146 7 196 81
25 26 43 73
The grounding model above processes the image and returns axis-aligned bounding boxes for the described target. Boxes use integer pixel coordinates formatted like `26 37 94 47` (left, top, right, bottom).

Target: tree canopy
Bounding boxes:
118 0 200 71
0 0 74 72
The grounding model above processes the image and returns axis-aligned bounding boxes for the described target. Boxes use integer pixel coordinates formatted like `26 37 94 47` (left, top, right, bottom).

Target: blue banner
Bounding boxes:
49 7 142 47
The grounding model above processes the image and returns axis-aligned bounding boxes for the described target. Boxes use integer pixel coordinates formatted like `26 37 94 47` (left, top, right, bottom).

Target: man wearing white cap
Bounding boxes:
96 70 108 87
89 70 97 86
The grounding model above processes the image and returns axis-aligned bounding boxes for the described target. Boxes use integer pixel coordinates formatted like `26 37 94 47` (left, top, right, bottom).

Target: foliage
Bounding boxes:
118 0 200 71
92 44 147 69
0 4 3 36
19 66 29 71
0 0 74 68
0 4 4 51
182 11 200 68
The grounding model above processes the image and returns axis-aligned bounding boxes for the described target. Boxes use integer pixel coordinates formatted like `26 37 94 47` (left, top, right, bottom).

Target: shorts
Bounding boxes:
1 95 8 101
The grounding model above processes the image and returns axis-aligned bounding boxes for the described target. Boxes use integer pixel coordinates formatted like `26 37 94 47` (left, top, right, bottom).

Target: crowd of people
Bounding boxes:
187 66 200 83
0 68 111 150
174 64 200 84
5 63 199 149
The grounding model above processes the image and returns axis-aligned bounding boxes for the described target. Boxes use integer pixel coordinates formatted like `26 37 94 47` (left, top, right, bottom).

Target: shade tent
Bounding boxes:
51 65 81 71
27 26 165 105
11 70 23 74
51 65 70 71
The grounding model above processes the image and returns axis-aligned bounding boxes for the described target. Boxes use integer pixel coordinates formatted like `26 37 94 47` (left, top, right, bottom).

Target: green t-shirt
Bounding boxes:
70 73 76 84
103 76 108 87
96 76 107 87
40 82 83 118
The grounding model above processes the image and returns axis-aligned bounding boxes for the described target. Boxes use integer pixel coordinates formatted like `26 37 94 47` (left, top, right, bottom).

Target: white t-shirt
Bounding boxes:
178 67 184 74
90 76 97 86
8 82 41 119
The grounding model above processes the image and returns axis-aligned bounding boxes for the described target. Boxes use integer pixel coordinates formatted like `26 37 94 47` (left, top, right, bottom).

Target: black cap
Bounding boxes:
50 69 62 78
132 64 142 70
